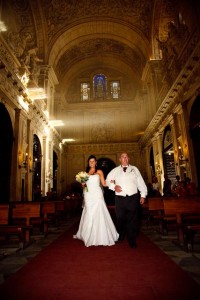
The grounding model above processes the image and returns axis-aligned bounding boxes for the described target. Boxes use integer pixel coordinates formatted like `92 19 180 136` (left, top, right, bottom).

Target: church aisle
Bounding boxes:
0 212 200 299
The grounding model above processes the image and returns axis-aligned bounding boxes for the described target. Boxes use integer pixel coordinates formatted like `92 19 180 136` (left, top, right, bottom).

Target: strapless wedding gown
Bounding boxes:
73 174 119 247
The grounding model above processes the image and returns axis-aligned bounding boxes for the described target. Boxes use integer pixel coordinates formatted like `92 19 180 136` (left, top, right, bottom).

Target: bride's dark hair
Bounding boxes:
86 155 98 173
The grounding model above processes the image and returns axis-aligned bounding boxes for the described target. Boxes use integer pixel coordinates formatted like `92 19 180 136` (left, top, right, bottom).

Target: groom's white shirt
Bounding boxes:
106 165 147 198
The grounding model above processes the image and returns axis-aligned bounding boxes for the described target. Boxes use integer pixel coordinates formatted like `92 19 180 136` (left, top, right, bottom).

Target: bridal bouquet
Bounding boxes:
75 171 89 192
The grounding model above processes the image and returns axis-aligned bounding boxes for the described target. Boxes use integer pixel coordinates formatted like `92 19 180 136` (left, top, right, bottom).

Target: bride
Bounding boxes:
73 155 119 247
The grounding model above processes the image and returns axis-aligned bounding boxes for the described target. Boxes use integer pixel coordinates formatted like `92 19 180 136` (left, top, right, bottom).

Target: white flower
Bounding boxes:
75 171 89 191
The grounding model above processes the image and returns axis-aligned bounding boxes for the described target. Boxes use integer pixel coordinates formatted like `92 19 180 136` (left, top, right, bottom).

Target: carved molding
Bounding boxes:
0 38 20 72
56 38 145 77
67 142 139 155
140 35 200 147
42 0 152 43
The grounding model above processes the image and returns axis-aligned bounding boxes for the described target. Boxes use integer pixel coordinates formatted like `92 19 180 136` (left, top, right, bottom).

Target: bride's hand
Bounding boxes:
115 185 122 192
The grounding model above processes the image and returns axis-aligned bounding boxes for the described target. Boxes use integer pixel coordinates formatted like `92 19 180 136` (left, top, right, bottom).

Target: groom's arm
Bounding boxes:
106 169 116 191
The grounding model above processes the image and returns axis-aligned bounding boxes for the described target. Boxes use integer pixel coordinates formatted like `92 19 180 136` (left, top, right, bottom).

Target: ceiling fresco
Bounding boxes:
1 0 196 144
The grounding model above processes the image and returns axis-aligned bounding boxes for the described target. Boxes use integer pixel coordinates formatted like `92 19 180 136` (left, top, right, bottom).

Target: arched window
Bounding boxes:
162 126 176 182
81 82 90 101
190 95 200 189
110 81 120 99
93 74 107 100
80 74 121 101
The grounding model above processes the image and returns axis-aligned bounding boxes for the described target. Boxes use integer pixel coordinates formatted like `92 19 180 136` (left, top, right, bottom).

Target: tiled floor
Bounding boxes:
0 215 80 285
0 213 200 286
142 220 200 286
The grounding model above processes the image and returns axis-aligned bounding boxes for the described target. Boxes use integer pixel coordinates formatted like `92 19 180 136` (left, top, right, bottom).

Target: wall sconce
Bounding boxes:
30 156 42 173
155 162 162 175
32 157 38 171
18 152 28 169
46 171 53 183
178 146 188 162
167 150 175 167
21 71 29 87
28 156 33 172
179 155 188 162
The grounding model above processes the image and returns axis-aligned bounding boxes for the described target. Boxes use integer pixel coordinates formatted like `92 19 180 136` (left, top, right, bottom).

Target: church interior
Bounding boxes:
0 0 200 298
0 0 200 202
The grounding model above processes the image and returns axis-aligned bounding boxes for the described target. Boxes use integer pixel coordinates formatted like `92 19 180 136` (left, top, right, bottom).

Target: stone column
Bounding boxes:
169 115 179 176
153 133 164 194
41 136 47 197
11 109 29 201
177 104 191 180
10 109 21 201
144 145 152 184
26 119 33 201
48 139 53 192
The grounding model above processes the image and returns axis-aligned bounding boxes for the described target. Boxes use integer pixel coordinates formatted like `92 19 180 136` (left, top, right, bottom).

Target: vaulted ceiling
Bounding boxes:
1 0 196 145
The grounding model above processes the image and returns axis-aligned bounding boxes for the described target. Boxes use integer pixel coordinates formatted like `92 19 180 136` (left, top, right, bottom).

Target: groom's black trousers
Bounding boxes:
115 193 140 244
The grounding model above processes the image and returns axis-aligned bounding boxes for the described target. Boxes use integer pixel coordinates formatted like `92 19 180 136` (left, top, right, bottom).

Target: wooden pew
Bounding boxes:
10 202 41 246
41 201 56 236
0 204 30 249
140 202 149 223
55 200 65 222
148 198 165 233
31 200 65 236
63 196 72 217
147 198 176 234
163 198 200 251
55 200 65 212
148 198 164 215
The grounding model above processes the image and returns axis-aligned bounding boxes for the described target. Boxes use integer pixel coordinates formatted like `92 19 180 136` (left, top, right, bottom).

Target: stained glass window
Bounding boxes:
93 74 106 99
81 83 90 101
110 81 120 99
80 76 120 101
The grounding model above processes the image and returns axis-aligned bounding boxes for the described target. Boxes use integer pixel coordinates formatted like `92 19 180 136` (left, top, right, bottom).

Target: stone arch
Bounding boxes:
162 125 176 183
0 103 14 202
32 134 42 201
189 95 200 190
48 21 150 66
62 57 141 100
53 150 58 192
97 157 116 206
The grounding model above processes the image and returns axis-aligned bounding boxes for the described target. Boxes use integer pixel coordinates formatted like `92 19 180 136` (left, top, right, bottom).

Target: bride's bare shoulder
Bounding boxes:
96 169 103 175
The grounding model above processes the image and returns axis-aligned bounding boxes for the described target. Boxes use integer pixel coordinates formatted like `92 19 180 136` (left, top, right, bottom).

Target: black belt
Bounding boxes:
117 194 136 197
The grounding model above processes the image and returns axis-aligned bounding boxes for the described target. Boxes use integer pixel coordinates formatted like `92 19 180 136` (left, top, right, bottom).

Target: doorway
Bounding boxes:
190 96 200 191
97 157 116 205
162 126 176 184
32 134 42 201
0 103 13 203
53 151 58 192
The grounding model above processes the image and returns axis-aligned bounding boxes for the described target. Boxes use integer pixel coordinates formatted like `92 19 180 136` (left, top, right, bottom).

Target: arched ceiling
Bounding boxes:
2 0 188 145
55 36 146 78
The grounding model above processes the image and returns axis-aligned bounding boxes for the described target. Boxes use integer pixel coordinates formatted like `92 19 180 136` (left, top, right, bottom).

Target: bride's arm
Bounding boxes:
97 170 107 187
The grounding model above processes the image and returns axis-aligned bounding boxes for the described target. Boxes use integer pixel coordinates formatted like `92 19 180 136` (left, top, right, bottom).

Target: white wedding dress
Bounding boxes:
73 174 119 247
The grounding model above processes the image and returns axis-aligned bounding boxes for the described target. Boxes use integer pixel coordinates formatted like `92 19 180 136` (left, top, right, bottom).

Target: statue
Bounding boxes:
7 30 32 58
22 48 43 83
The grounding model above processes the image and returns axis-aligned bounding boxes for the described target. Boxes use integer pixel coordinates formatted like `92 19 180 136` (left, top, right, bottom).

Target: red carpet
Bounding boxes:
0 223 200 300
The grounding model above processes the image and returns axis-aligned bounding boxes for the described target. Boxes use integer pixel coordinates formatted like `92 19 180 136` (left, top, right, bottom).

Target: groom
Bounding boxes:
106 152 147 248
